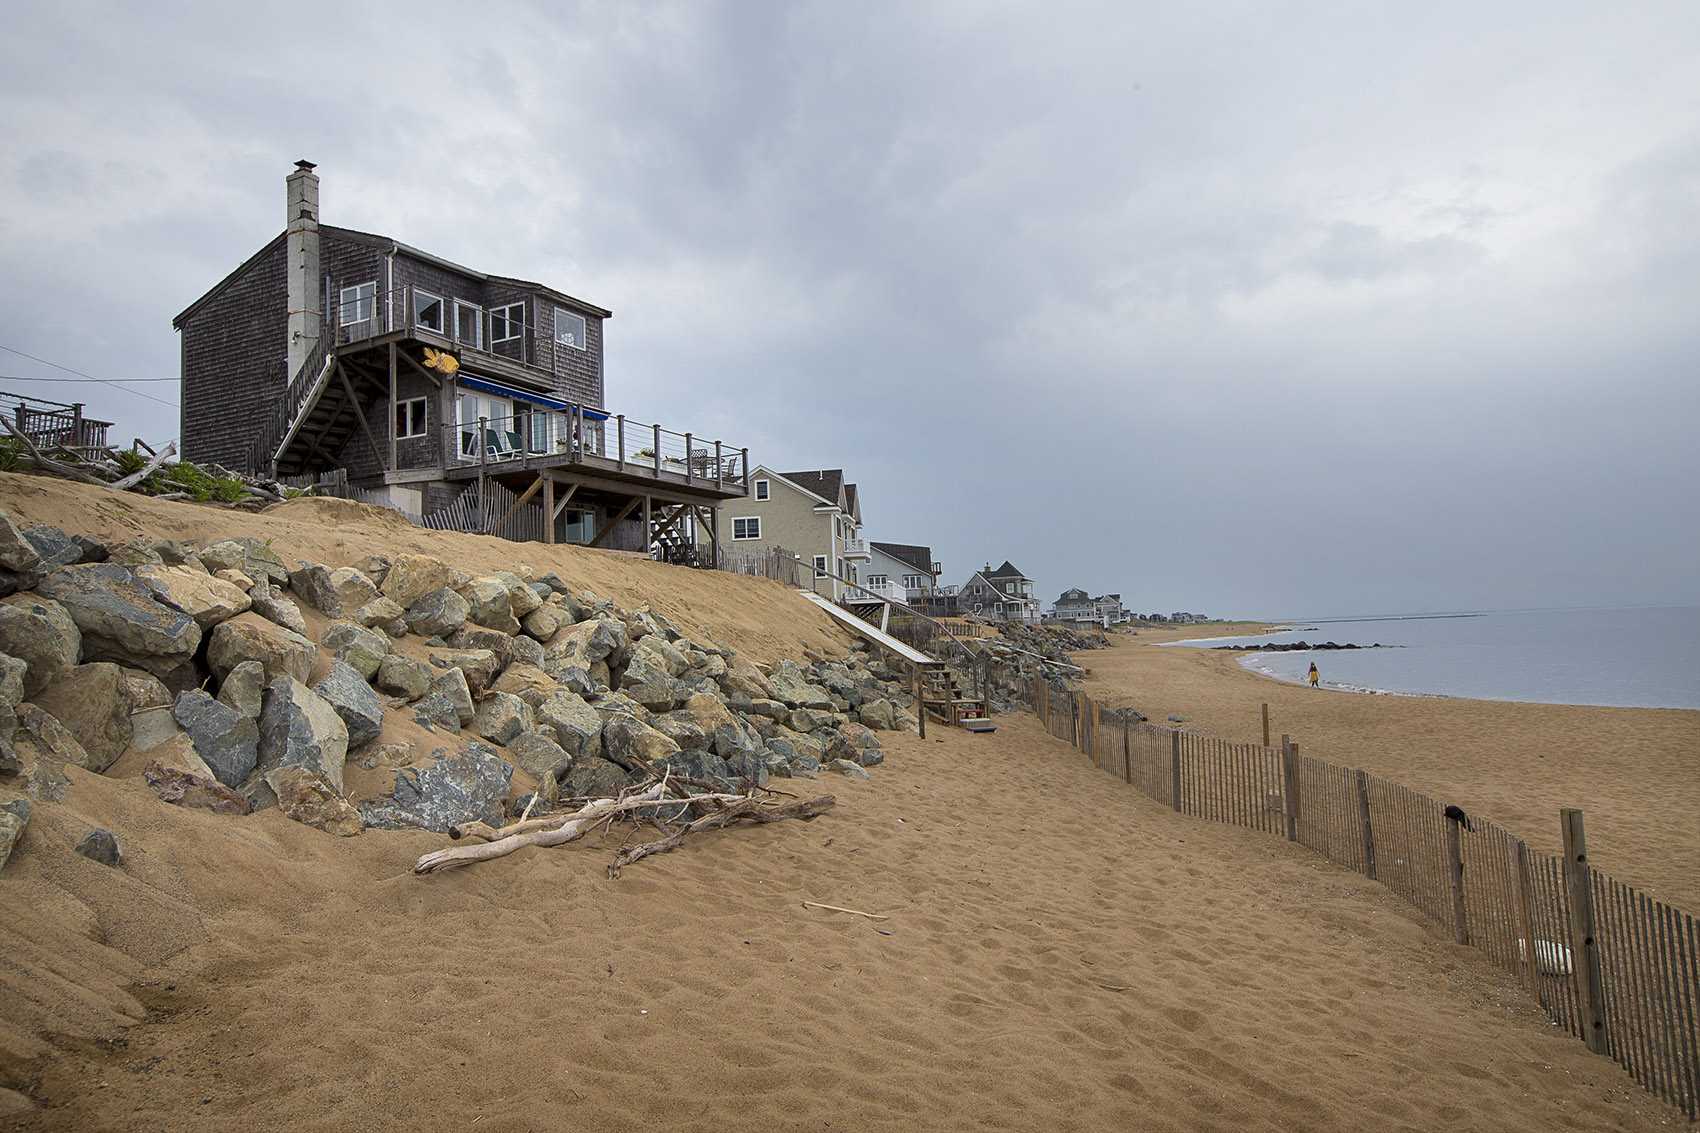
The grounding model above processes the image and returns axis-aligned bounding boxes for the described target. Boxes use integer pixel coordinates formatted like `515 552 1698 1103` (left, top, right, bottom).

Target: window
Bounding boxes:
554 307 586 349
731 516 761 540
395 398 426 439
340 282 375 326
867 574 887 589
454 300 483 348
491 301 525 343
414 290 444 333
903 574 924 590
813 554 828 579
754 479 769 501
456 391 515 458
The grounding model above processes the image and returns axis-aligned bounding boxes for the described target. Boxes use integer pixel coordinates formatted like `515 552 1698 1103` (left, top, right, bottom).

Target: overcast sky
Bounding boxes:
1 2 1695 618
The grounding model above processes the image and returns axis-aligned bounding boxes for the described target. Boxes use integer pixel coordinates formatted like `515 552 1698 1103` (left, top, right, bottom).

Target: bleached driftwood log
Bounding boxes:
606 794 836 878
414 783 747 874
110 441 177 490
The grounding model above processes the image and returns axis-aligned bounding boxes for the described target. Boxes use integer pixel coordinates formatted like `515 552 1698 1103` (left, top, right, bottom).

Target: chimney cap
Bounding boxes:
294 159 317 172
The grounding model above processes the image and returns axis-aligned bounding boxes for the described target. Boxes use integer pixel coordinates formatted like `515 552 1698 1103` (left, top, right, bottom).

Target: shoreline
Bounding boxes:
1072 633 1700 910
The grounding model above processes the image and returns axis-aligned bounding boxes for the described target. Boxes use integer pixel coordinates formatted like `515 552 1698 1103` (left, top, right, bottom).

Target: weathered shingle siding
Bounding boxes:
543 302 604 408
179 241 286 468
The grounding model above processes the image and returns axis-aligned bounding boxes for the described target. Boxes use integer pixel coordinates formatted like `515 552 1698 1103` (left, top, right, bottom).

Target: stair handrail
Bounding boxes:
242 332 335 476
759 548 977 667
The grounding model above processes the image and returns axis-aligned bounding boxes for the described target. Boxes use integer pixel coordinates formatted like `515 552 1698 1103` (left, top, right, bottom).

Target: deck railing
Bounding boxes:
0 391 112 459
1021 678 1700 1122
438 409 747 489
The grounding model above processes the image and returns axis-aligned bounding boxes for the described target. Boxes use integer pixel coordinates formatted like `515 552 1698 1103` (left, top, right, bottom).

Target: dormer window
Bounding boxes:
754 478 769 501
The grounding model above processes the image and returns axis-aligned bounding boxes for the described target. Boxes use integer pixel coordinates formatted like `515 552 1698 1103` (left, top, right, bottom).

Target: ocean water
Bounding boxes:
1167 607 1700 710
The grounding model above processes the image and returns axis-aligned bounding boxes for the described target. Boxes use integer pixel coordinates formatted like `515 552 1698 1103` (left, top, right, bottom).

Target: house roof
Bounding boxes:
173 223 613 330
779 470 844 503
871 542 934 572
984 560 1030 581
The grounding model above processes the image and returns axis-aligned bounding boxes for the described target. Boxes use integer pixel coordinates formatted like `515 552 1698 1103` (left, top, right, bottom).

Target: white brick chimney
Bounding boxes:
285 160 321 380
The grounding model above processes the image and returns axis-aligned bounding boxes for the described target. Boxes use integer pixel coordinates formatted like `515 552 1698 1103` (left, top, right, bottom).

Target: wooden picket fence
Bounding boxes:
1023 676 1700 1120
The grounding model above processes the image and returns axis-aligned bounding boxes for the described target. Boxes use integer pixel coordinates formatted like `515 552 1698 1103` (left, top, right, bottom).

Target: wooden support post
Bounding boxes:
1561 808 1610 1054
1262 703 1270 749
652 424 661 477
1513 840 1541 996
477 416 488 533
1280 735 1299 842
616 415 625 468
982 655 992 722
337 361 384 468
643 494 653 557
1445 810 1470 945
916 665 927 739
387 342 398 472
1354 769 1376 880
586 496 641 548
715 440 723 490
1170 729 1183 813
543 474 554 544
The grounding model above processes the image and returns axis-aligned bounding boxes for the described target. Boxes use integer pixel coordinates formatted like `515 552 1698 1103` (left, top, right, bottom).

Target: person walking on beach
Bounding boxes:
1308 663 1320 689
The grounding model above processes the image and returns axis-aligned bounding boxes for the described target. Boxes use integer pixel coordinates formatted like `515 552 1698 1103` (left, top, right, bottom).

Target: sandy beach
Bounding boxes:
0 479 1687 1130
1075 627 1700 910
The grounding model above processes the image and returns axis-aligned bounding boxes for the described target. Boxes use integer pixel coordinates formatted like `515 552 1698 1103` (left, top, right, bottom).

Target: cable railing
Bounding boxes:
436 409 748 489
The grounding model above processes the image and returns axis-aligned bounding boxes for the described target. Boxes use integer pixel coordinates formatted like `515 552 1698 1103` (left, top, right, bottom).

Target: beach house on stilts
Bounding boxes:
173 162 749 562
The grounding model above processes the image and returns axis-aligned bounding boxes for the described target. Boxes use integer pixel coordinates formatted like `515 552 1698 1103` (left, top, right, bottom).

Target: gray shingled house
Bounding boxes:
173 162 748 558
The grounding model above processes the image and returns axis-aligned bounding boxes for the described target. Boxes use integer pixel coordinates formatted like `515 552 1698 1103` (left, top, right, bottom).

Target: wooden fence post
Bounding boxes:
1122 712 1133 785
1445 810 1470 945
1513 840 1541 997
1279 736 1299 842
1262 703 1270 749
1170 730 1183 813
1354 769 1376 880
1561 808 1610 1055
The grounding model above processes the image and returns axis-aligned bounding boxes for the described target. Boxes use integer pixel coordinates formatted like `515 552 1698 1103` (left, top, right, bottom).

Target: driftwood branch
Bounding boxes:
606 794 836 878
110 441 178 490
414 784 748 874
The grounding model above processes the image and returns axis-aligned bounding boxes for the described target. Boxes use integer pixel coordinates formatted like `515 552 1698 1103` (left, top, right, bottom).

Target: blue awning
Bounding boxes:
458 376 610 420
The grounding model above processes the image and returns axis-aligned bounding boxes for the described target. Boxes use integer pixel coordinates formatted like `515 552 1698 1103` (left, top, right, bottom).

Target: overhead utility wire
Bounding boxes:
0 344 179 409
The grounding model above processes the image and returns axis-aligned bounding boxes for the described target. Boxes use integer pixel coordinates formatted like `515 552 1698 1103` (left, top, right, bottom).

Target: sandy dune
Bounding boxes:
0 479 1684 1129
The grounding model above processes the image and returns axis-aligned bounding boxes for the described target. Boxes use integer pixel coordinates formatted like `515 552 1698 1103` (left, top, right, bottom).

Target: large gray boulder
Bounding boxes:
358 743 512 832
35 564 201 686
471 691 533 746
0 510 43 574
379 554 454 609
320 621 391 680
404 587 470 638
132 564 251 630
430 648 501 691
619 653 685 711
506 730 571 782
215 660 266 719
543 617 626 671
534 691 603 762
33 663 134 772
312 660 386 749
375 654 434 701
0 597 81 696
172 689 261 787
248 580 308 636
560 756 631 800
200 538 289 584
458 576 519 635
432 667 476 727
253 676 349 807
601 713 680 773
208 612 316 684
289 564 378 619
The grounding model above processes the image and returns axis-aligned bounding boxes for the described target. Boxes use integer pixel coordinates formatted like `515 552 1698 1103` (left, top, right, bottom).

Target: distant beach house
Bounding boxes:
957 561 1042 624
172 161 748 559
1049 589 1124 627
717 466 869 601
867 542 941 605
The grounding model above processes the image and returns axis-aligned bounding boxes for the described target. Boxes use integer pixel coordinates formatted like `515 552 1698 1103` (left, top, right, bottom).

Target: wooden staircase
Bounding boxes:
918 663 993 730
